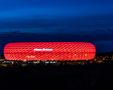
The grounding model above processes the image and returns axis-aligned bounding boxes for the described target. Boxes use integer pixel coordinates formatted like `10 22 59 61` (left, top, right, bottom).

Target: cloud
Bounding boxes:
0 11 112 53
94 41 113 53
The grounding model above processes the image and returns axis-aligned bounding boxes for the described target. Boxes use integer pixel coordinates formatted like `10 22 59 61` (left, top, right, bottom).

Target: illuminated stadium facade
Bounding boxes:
4 42 96 61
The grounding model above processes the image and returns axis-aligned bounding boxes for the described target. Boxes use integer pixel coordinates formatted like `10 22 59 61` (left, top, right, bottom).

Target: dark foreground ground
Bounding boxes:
0 62 113 90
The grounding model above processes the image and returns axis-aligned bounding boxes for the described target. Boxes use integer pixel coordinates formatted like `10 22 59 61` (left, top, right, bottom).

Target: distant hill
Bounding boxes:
0 32 95 54
97 51 113 55
0 32 113 54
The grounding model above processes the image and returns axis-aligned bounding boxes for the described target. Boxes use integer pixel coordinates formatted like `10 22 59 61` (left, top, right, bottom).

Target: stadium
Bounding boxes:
2 42 96 65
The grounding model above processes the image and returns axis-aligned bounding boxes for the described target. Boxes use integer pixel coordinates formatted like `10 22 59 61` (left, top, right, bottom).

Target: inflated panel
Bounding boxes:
4 42 96 61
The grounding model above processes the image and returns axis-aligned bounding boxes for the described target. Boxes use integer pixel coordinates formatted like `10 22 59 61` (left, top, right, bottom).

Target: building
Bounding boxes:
4 42 96 61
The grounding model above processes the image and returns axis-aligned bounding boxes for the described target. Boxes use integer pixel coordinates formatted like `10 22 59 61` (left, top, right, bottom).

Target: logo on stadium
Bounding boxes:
34 48 53 52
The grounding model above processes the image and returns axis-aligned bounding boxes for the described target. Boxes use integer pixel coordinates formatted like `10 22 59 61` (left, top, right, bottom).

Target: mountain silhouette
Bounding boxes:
0 31 113 54
0 32 96 54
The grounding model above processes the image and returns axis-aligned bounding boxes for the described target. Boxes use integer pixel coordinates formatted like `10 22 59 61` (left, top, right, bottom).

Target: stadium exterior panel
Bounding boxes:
4 42 96 61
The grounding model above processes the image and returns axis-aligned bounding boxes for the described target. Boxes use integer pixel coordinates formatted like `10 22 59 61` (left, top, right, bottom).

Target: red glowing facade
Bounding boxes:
4 42 96 61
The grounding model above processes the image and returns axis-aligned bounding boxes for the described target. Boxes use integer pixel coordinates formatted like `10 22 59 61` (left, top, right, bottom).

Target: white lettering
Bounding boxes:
34 48 53 52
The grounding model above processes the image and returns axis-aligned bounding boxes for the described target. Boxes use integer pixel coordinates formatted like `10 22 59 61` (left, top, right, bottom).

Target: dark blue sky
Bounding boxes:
0 0 113 19
0 0 113 53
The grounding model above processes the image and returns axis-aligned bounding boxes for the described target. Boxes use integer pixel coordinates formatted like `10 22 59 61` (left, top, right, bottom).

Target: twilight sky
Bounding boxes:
0 0 113 53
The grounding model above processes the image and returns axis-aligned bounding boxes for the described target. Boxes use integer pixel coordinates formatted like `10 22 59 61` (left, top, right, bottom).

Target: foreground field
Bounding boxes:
0 61 113 90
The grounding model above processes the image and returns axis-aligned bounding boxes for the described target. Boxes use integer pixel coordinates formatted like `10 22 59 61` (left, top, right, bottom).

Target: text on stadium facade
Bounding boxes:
34 48 53 52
